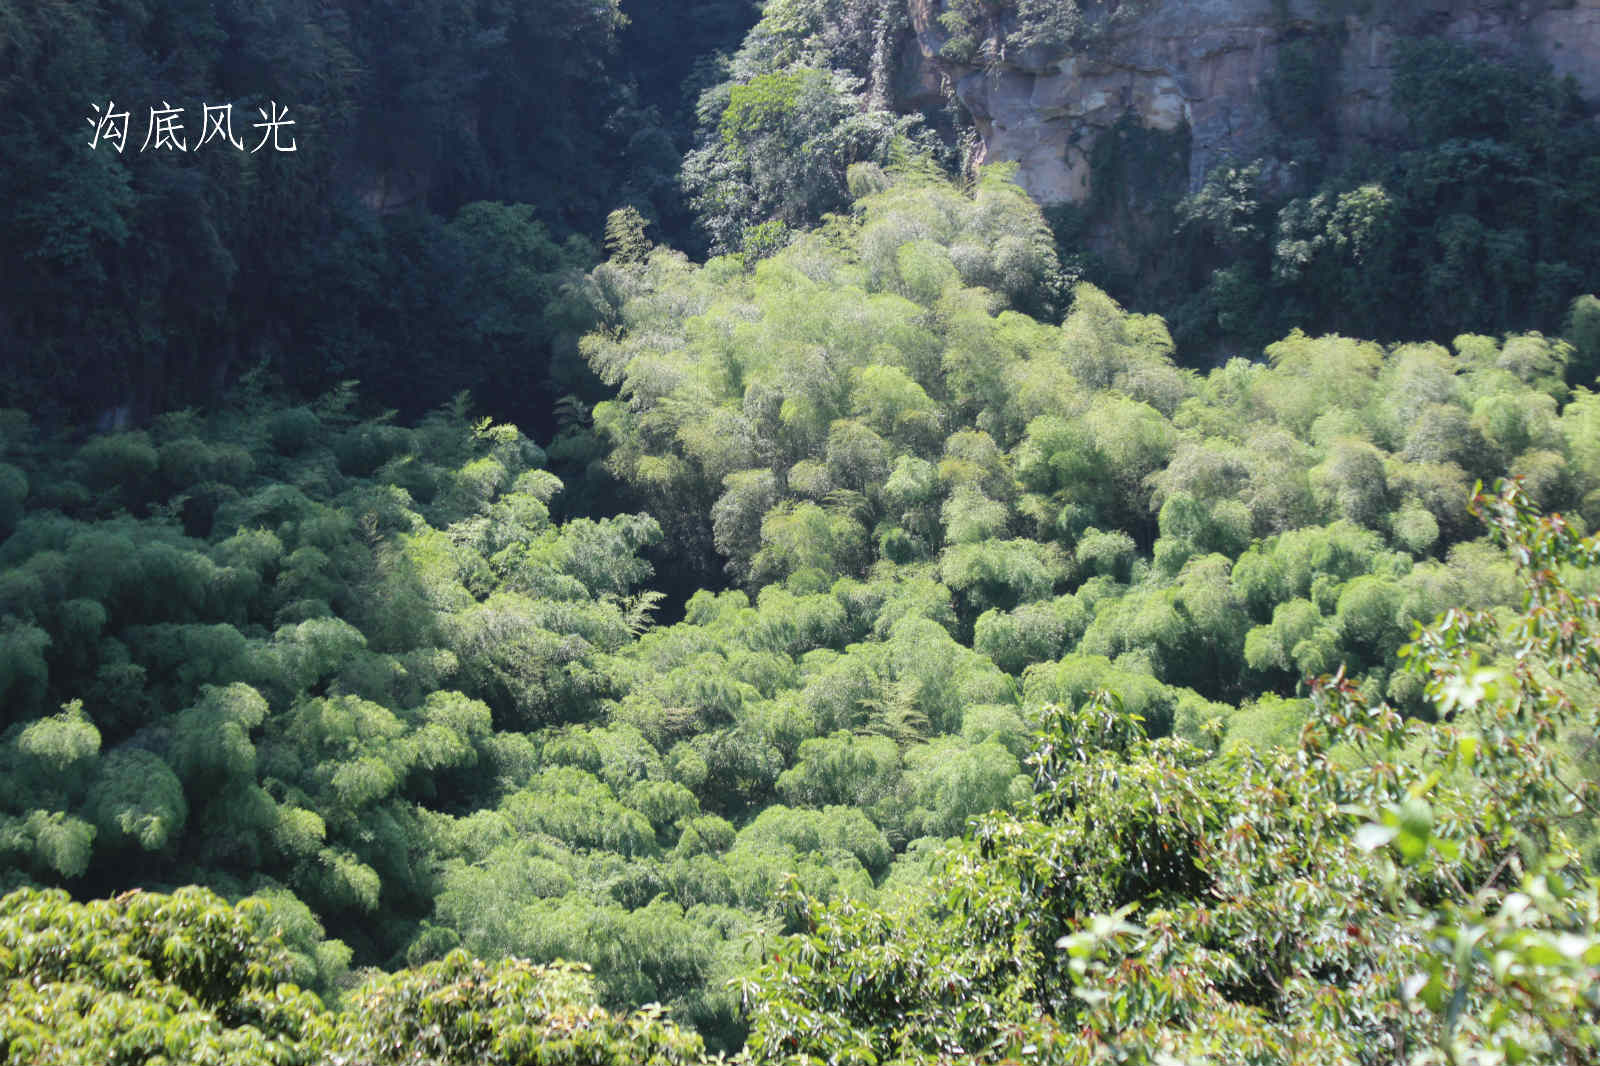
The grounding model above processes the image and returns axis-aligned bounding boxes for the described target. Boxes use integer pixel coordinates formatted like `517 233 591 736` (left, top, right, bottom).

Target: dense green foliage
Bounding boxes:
11 0 1594 423
1170 35 1600 352
0 0 746 428
0 885 703 1064
0 392 667 968
738 481 1600 1064
586 165 1597 720
6 156 1600 1060
681 0 942 257
676 0 1600 355
7 0 1600 1059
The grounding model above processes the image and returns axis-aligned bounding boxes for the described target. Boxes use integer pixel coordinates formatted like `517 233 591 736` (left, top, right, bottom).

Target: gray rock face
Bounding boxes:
901 0 1600 206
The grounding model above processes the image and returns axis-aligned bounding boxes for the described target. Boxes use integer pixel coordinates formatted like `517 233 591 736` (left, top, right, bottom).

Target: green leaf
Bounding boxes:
1353 823 1398 851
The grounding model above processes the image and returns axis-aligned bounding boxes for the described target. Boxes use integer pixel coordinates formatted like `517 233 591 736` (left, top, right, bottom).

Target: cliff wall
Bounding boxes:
900 0 1600 206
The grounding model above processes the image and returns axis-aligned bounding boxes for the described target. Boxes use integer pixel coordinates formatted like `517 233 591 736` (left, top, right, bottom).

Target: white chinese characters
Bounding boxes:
251 101 297 153
197 104 244 151
141 101 187 152
88 101 297 152
85 100 130 152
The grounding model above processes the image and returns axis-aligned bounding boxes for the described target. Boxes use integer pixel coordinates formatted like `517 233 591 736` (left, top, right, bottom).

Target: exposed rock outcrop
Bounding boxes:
901 0 1600 206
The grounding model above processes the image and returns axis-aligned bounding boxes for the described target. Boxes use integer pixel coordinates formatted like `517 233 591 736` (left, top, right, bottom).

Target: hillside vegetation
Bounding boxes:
3 160 1599 1060
5 0 1600 1060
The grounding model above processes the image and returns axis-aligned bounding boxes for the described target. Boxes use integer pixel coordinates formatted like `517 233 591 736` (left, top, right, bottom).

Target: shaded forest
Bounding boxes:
3 0 1600 1062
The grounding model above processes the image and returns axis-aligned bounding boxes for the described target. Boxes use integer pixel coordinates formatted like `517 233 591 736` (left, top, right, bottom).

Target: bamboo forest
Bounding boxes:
2 0 1599 1062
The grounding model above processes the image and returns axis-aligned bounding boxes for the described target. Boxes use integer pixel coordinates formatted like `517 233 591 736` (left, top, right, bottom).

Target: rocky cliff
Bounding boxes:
899 0 1600 207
